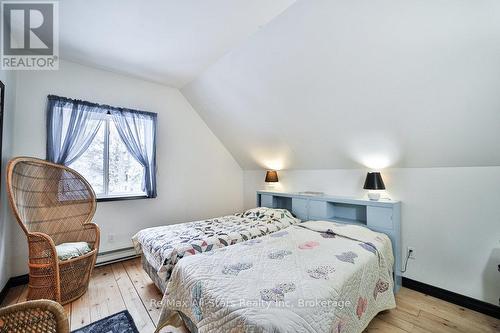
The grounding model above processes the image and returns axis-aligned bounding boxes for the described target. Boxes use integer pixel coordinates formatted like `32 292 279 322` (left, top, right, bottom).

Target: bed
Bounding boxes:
157 220 396 333
132 207 300 291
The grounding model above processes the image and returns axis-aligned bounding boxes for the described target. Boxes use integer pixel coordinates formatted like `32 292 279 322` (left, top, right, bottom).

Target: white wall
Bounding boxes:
0 70 16 290
7 60 243 276
244 168 500 306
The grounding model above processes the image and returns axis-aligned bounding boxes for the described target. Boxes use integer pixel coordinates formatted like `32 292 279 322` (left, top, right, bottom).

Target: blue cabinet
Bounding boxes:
291 198 308 220
367 206 393 230
260 194 275 208
308 200 330 219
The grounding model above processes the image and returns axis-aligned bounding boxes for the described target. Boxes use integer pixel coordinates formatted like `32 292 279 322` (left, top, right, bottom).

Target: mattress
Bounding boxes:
141 256 167 293
132 207 300 286
157 220 396 333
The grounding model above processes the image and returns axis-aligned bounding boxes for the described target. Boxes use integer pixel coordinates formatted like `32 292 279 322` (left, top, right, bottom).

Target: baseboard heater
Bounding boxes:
96 246 139 266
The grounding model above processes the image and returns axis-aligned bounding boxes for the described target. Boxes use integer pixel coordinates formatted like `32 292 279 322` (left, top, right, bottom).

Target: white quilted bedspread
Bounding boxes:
158 221 396 333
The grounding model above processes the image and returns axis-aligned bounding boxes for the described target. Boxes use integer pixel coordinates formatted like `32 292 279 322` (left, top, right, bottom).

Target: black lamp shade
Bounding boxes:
363 172 385 190
265 170 279 182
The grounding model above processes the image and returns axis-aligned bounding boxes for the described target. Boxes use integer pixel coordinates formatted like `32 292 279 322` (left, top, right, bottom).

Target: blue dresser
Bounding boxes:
257 190 402 292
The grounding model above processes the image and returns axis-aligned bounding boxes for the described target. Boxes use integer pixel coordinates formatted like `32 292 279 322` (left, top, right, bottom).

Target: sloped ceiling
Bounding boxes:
58 0 296 87
182 0 500 170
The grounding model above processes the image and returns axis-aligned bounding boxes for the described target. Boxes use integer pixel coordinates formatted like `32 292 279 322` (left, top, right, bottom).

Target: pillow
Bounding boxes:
55 242 92 261
241 207 300 224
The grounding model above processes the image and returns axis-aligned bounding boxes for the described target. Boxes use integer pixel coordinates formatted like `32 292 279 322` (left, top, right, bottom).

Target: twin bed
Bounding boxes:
133 201 399 333
133 207 300 292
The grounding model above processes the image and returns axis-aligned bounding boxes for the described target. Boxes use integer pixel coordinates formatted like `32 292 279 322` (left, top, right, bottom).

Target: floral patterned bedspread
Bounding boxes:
158 220 396 333
132 207 299 283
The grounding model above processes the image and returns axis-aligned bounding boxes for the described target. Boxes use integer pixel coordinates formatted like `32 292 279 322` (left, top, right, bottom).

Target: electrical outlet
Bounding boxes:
407 247 416 259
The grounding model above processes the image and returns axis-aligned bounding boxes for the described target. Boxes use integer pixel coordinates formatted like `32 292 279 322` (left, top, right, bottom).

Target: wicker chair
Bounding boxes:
6 157 100 305
0 299 69 333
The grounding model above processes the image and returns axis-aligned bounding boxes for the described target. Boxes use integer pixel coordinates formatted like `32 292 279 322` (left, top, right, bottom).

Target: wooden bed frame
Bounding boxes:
256 190 402 292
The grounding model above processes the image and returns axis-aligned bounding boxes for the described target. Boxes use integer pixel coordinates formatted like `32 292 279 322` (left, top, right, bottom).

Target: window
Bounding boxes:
46 95 157 200
69 114 147 199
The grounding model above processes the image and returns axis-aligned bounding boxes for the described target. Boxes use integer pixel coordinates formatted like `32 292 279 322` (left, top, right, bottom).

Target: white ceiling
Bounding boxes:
182 0 500 170
59 0 296 87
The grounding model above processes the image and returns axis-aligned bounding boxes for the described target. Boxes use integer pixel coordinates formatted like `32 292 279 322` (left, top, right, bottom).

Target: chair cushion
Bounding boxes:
55 242 91 261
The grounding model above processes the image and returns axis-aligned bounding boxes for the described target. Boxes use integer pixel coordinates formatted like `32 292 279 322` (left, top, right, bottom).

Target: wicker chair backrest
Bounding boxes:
7 157 96 245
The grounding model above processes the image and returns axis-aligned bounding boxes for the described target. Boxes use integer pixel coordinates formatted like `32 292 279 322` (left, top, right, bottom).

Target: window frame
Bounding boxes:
72 112 149 202
96 194 149 202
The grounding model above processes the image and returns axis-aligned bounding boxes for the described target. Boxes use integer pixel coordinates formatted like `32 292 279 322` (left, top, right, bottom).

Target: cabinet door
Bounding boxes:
260 195 274 208
367 206 393 230
292 198 308 220
308 200 328 219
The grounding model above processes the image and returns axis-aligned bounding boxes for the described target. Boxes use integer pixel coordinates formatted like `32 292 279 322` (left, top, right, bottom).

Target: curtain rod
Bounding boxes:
47 94 157 118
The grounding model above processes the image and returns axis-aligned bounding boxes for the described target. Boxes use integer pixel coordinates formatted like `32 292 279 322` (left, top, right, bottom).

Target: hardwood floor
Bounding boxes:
1 258 498 333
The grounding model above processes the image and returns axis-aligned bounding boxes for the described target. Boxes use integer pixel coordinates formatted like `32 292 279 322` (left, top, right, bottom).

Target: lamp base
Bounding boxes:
367 192 381 201
265 182 279 191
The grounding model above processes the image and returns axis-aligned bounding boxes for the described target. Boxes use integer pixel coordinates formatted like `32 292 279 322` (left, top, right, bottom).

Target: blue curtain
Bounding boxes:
110 109 157 198
46 95 158 198
46 96 106 165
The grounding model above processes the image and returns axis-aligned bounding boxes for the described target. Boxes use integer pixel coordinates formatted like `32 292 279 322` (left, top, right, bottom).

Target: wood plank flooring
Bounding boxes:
2 258 498 333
